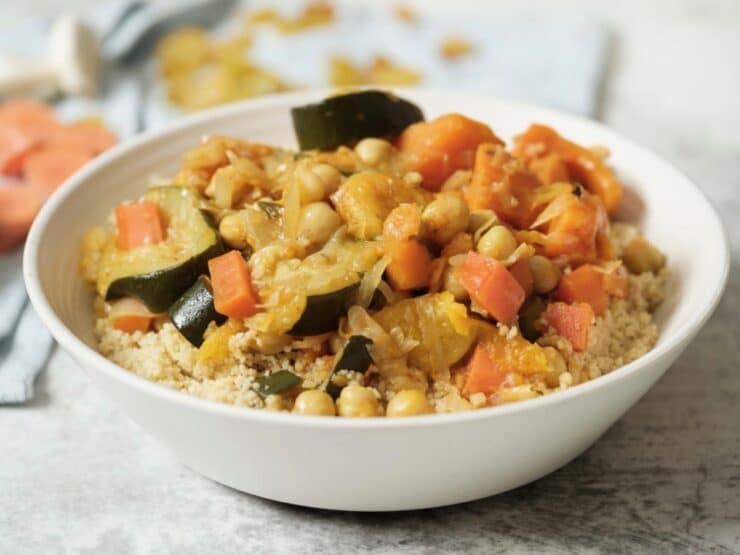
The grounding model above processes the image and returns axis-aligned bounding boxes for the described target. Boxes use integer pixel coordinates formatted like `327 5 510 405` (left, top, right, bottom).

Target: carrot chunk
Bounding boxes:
529 153 570 185
113 315 153 333
514 124 622 215
115 202 165 250
398 113 502 191
509 258 534 297
545 301 594 352
556 264 608 316
462 344 507 397
385 239 433 291
23 144 94 198
456 252 525 325
208 250 259 319
0 185 42 252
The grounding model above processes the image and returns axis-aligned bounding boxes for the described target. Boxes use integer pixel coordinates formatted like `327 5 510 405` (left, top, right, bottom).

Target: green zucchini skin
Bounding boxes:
288 282 360 336
168 276 226 347
107 240 223 313
103 187 224 313
326 335 374 398
256 370 302 398
291 90 424 151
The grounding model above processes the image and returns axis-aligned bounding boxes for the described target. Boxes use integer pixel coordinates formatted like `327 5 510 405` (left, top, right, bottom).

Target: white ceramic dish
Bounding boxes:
24 89 729 511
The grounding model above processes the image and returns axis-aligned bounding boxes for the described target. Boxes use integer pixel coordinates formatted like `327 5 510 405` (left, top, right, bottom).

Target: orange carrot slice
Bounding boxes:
545 301 594 352
109 298 156 333
556 264 608 316
398 113 503 191
23 144 93 198
385 239 433 291
462 344 507 397
115 202 165 250
0 184 42 252
509 258 534 297
457 252 525 325
208 250 259 319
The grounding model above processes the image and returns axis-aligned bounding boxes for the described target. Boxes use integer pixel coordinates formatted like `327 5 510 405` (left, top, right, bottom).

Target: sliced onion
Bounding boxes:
530 192 578 230
532 182 574 208
501 243 536 268
357 255 391 308
282 174 301 239
591 259 623 274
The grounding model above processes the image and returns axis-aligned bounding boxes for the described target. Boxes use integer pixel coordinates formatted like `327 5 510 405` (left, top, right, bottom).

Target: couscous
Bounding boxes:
81 90 667 417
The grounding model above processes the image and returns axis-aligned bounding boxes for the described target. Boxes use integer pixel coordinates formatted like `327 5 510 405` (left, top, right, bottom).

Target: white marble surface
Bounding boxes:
2 1 739 553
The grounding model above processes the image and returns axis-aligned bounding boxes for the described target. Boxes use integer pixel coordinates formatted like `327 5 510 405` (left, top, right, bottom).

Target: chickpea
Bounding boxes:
264 394 285 412
443 265 469 302
293 390 336 416
218 212 248 249
543 346 567 388
467 209 499 235
476 225 517 260
311 163 342 195
336 383 382 417
298 202 342 247
355 138 393 166
386 389 433 417
528 255 562 294
622 237 666 274
421 193 470 245
295 165 326 204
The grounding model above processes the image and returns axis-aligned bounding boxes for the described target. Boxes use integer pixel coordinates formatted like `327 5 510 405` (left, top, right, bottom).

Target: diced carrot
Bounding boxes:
385 239 433 291
513 124 622 215
529 153 569 185
50 122 117 155
0 131 36 175
456 252 525 325
109 297 155 333
398 113 503 191
209 250 259 319
113 315 152 333
382 203 422 242
462 344 507 397
115 202 165 250
556 264 608 316
545 301 594 352
0 185 42 252
23 144 94 198
603 267 630 299
509 259 534 297
463 143 540 229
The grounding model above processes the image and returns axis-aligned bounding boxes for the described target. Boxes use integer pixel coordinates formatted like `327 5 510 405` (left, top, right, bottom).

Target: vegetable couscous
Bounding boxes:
81 90 667 417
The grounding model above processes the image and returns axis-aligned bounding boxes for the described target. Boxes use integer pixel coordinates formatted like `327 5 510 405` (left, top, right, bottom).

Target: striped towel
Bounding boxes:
0 0 609 403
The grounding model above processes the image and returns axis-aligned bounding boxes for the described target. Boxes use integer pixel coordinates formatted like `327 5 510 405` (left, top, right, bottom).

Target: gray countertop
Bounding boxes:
2 1 739 553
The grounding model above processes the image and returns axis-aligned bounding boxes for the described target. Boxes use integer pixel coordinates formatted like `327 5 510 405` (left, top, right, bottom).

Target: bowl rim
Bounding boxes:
23 87 731 429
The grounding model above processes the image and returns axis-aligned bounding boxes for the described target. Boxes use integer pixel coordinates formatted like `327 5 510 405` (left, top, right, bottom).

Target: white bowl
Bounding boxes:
24 89 729 511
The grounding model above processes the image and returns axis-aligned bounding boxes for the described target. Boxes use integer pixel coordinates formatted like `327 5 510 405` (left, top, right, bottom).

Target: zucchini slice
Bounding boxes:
256 370 302 398
291 90 424 150
168 276 226 347
326 335 373 398
288 282 360 336
97 187 224 312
